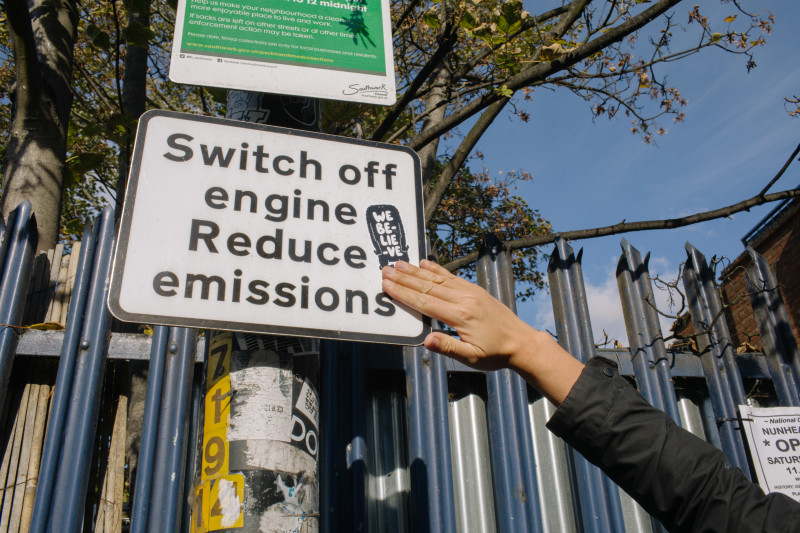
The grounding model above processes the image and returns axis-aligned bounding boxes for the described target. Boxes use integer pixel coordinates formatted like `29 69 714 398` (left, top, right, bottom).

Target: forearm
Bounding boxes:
507 328 584 406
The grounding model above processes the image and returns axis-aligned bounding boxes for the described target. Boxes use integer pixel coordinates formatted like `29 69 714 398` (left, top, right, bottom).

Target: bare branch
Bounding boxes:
444 187 800 272
758 142 800 196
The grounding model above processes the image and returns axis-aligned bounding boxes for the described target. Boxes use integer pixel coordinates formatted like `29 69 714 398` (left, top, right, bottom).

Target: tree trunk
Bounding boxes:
115 0 151 215
2 0 78 253
417 63 452 190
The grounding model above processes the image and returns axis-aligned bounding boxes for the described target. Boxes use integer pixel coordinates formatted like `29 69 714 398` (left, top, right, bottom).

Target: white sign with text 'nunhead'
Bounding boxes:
109 110 428 345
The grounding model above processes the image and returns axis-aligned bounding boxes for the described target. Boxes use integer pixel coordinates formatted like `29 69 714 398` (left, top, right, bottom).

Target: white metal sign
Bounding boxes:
109 110 427 344
169 0 396 105
739 404 800 502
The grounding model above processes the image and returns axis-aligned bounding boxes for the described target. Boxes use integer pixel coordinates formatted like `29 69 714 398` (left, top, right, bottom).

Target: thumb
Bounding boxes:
424 332 480 362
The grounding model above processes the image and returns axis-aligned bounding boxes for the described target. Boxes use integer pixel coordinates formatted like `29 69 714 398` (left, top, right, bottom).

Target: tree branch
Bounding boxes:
407 0 683 151
371 21 459 142
5 0 42 112
443 187 800 272
423 96 509 222
759 142 800 196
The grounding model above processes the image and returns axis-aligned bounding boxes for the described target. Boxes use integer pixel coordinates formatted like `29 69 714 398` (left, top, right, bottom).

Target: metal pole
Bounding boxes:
346 344 367 532
29 221 98 533
130 325 170 533
682 243 750 477
616 238 681 423
161 327 198 531
319 340 343 532
0 201 38 414
148 327 183 531
477 233 542 533
190 92 323 532
46 207 115 533
404 342 457 533
744 246 800 405
548 237 625 533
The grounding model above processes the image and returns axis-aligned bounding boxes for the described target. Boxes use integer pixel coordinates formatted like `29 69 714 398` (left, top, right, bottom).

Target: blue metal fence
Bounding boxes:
0 203 798 532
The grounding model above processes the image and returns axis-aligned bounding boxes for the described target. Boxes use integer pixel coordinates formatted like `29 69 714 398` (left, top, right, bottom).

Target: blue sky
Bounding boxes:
473 1 800 343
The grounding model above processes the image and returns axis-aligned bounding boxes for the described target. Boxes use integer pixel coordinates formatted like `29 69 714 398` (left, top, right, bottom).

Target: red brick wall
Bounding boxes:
720 204 800 351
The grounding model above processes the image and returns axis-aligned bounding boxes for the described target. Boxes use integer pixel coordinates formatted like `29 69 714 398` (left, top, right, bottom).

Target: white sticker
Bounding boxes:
228 350 293 441
295 379 320 431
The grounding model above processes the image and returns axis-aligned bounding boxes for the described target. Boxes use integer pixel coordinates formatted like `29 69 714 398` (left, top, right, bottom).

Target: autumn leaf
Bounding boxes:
540 43 565 62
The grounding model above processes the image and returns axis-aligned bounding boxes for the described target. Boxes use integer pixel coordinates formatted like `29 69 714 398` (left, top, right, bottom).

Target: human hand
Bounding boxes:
381 260 584 404
381 260 539 371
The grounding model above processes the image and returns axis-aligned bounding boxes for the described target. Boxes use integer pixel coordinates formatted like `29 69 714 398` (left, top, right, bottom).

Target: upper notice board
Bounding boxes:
169 0 396 105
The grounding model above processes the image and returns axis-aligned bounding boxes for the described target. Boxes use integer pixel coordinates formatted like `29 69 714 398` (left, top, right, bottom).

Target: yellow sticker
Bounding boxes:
204 377 231 435
194 332 244 532
201 426 229 480
207 333 232 388
203 474 245 531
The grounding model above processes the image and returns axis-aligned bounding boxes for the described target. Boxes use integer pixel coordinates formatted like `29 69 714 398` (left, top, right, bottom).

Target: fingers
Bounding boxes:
382 262 460 303
395 260 452 286
381 277 451 323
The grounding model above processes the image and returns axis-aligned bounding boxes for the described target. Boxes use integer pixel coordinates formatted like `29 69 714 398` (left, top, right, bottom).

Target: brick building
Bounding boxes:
670 198 799 351
719 198 799 351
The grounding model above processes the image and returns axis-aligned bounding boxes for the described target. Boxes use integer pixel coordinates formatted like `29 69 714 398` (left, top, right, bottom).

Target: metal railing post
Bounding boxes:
404 342 457 533
0 201 38 414
45 207 115 533
744 247 800 405
29 221 98 533
682 243 750 477
160 327 198 531
548 238 625 533
129 325 170 533
477 234 542 533
617 239 681 423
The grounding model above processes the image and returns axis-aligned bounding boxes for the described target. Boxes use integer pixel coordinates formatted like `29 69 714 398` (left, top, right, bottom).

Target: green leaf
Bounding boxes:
496 85 513 98
500 1 523 25
68 153 105 175
423 11 440 29
63 218 85 237
81 124 103 138
497 16 511 34
459 11 478 30
62 167 76 190
86 24 111 50
123 21 156 48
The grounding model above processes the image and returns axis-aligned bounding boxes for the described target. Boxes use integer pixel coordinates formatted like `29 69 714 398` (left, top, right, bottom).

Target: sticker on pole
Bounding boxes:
169 0 396 105
109 110 428 345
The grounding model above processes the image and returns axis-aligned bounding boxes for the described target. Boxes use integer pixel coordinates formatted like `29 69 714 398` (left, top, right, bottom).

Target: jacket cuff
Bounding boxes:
545 356 631 445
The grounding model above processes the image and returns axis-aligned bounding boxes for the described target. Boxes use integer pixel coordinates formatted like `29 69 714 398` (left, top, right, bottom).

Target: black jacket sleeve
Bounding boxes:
546 357 800 533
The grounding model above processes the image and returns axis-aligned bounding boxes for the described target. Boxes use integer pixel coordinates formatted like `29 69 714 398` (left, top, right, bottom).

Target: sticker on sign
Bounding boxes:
109 110 428 344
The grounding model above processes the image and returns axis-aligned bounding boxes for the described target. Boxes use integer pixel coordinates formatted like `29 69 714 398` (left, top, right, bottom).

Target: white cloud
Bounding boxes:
524 256 680 348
